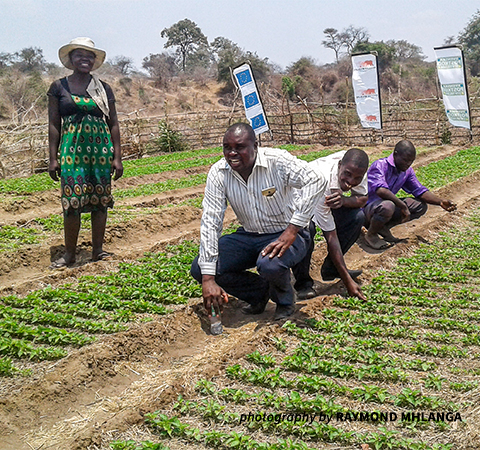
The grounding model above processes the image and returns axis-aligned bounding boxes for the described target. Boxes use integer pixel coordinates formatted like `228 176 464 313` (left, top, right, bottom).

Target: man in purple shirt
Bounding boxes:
364 140 456 249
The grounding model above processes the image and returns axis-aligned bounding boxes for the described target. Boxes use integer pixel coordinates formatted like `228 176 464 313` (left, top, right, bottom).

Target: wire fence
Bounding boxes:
1 97 479 179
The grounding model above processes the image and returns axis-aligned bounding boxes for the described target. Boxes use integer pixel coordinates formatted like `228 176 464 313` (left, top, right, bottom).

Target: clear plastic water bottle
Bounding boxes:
210 307 223 335
210 292 227 335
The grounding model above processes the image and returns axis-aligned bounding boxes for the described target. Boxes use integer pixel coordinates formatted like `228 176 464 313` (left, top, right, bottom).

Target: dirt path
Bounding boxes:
0 145 477 449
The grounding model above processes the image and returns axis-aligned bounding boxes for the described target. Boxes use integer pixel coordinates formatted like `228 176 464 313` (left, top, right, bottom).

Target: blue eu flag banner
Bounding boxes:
244 91 260 109
232 63 270 136
251 113 266 131
235 69 253 87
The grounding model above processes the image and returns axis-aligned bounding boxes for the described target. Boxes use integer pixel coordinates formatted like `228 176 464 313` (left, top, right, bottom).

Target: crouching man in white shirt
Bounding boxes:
191 123 326 321
293 148 369 301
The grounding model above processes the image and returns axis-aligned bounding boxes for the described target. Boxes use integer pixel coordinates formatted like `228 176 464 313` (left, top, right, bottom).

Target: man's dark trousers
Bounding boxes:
191 227 310 307
293 206 365 290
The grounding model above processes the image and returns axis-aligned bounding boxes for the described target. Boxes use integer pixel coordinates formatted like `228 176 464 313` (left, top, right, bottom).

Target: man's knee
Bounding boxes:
409 201 428 221
352 208 366 229
374 200 396 222
257 255 288 279
417 201 428 217
190 256 202 283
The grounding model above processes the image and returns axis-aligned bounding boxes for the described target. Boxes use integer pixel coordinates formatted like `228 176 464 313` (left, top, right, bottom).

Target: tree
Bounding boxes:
386 39 425 62
224 53 269 92
322 28 344 63
211 37 240 62
210 37 270 92
458 9 480 76
351 41 396 71
340 25 369 54
287 56 316 77
211 37 243 90
161 18 208 72
0 52 13 71
443 35 457 46
185 43 212 71
142 52 178 87
109 55 134 75
13 47 46 73
1 69 47 123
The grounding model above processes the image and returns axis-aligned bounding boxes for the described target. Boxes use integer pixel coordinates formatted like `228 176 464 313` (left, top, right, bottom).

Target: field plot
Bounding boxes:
102 210 480 450
1 143 480 449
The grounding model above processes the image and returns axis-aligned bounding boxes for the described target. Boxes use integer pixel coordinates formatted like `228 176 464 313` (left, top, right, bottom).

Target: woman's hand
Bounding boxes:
49 159 61 182
111 157 123 180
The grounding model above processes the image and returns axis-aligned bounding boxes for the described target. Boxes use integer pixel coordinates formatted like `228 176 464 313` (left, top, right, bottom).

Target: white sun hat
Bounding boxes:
58 37 106 71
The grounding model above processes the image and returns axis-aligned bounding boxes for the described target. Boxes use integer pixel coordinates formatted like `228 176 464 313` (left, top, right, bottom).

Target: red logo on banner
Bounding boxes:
361 88 376 95
359 60 374 68
365 115 377 121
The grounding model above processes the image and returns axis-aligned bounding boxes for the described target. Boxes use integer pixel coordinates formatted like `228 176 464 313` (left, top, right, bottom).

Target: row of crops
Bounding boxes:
1 145 479 253
108 210 480 450
0 241 201 376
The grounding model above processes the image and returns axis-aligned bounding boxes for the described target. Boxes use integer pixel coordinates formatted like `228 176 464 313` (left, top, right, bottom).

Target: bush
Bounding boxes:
150 120 190 153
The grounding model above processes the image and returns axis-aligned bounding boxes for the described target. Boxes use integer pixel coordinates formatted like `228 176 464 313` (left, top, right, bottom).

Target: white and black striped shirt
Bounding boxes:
199 147 326 275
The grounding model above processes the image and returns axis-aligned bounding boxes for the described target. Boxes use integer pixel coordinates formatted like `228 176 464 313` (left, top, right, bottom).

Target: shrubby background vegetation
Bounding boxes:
0 11 479 124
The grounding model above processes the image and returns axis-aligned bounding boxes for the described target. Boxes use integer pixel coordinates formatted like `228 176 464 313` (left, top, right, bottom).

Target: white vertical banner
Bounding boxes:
351 53 382 130
232 63 269 136
434 46 471 130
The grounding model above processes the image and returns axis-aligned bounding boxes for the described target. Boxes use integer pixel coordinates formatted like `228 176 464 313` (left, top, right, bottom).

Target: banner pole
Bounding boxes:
345 77 350 146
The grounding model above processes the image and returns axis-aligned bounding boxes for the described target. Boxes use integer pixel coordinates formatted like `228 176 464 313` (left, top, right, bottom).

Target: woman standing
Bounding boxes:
48 37 123 268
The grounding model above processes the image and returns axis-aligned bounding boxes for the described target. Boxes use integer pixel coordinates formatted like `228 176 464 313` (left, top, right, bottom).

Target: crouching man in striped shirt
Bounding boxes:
190 123 325 321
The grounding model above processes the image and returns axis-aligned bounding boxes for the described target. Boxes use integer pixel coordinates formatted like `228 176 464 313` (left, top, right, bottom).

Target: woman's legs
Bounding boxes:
62 213 81 265
91 209 108 260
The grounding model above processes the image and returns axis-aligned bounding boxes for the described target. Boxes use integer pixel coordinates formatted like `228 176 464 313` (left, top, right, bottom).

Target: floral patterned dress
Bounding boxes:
59 95 114 215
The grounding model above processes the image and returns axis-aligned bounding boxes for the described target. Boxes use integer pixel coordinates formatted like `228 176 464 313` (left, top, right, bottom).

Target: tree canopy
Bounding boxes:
161 18 208 72
322 26 369 62
458 9 480 76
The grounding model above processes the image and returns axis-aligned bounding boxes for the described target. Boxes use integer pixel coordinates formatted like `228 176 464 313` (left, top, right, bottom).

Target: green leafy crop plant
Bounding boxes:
321 307 480 335
415 146 480 189
109 440 170 449
123 155 222 178
0 304 125 334
115 173 207 199
0 319 94 346
0 335 67 360
0 356 23 376
246 350 277 367
283 322 471 360
123 146 222 167
0 239 203 373
0 225 41 252
146 404 446 450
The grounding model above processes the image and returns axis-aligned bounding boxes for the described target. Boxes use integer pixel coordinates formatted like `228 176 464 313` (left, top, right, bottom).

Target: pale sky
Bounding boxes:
0 0 477 71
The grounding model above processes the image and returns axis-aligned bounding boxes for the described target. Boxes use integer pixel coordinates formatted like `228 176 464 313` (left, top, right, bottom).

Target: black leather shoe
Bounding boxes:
296 286 317 300
274 303 295 320
322 269 363 282
242 296 269 315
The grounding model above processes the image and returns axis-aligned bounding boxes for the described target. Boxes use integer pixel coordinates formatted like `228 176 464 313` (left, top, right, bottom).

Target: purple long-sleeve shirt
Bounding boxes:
367 154 428 205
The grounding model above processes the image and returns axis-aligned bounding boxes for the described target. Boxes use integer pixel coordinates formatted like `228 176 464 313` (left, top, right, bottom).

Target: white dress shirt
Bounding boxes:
308 150 368 232
199 147 326 275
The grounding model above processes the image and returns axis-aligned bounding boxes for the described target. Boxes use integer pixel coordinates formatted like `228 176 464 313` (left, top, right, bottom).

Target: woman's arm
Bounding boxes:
106 101 123 180
48 95 62 181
